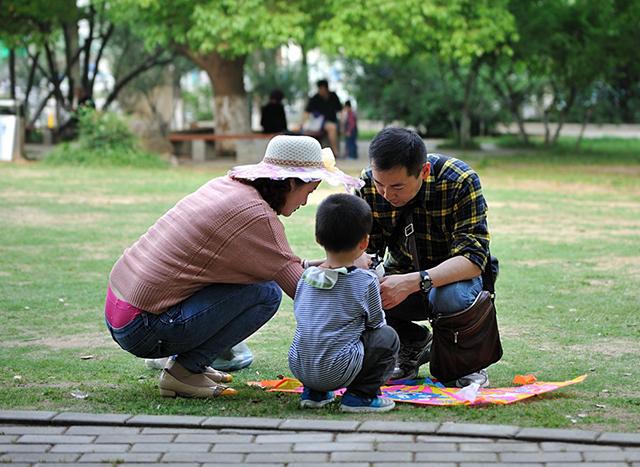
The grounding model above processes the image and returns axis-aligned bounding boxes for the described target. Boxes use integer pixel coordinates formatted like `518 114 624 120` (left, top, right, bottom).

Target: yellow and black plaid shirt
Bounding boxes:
356 154 490 273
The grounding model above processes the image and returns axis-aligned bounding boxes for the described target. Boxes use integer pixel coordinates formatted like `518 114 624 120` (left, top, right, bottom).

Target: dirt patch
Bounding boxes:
591 256 640 276
484 175 640 196
1 190 178 207
1 206 109 227
566 338 640 358
4 332 116 350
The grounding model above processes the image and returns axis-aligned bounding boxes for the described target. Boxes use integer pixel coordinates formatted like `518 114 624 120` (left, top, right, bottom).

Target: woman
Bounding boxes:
105 135 362 398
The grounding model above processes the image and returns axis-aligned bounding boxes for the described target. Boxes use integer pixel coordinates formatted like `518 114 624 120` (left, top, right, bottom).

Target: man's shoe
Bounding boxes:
340 392 395 413
299 387 335 409
210 342 254 372
456 369 489 388
159 369 237 398
388 329 433 381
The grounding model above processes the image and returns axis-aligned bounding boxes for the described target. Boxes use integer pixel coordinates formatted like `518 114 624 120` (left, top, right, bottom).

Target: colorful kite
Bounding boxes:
249 374 587 406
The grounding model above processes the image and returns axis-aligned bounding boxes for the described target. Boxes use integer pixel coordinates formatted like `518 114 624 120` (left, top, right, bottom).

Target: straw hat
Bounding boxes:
228 135 363 191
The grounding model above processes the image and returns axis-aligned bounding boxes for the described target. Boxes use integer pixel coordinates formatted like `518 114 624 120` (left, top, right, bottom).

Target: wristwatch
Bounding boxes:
419 270 432 294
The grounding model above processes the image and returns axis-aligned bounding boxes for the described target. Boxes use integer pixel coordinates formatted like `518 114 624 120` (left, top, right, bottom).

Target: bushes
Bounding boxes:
44 108 167 168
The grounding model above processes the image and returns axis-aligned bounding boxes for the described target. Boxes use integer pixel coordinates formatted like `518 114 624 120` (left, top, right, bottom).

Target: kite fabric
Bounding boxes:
248 374 587 407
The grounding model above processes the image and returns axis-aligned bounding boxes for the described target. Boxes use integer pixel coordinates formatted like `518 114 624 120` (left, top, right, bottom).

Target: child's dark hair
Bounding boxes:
316 194 372 252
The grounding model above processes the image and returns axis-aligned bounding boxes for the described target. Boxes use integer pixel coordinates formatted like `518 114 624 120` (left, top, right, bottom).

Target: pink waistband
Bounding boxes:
105 287 142 329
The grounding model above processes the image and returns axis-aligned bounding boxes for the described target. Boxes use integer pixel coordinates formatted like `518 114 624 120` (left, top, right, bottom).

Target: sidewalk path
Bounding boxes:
1 410 639 465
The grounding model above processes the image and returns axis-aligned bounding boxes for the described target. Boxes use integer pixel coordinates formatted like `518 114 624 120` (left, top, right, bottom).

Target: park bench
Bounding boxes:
168 130 328 164
168 131 278 164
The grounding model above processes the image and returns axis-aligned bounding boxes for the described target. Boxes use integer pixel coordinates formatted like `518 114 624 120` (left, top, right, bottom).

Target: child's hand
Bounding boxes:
353 252 373 269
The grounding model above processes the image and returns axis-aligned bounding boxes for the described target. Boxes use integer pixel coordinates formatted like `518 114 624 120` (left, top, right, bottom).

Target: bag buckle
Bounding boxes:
404 223 414 237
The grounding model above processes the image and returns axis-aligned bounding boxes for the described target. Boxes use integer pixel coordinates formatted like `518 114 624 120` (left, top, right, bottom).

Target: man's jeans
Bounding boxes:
106 282 282 373
385 276 483 343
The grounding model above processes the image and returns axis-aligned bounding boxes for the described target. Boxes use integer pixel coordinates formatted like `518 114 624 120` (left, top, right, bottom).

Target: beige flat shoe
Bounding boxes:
204 366 233 383
159 369 237 398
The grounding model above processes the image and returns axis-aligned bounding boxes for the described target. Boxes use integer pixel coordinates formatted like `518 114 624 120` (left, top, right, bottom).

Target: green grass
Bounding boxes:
1 144 639 431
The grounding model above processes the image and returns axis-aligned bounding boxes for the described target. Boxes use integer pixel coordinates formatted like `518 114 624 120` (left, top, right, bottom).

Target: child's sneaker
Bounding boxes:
340 392 395 413
299 387 335 409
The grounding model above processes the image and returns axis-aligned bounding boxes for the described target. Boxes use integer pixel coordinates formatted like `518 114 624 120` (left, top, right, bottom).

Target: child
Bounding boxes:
342 100 358 159
288 194 399 412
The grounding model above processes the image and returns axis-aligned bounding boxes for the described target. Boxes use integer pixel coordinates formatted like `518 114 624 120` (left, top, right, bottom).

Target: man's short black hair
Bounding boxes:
316 194 372 253
316 79 329 89
369 127 427 177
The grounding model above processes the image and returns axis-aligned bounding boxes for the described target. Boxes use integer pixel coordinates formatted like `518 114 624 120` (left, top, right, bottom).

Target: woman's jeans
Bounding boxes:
106 282 282 373
385 276 483 343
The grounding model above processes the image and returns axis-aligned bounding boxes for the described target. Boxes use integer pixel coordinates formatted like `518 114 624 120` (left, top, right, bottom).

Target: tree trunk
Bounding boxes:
188 51 249 156
575 106 592 151
459 61 480 148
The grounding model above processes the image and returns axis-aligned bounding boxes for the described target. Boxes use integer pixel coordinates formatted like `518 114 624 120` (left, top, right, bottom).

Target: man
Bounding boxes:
303 79 343 156
356 127 492 387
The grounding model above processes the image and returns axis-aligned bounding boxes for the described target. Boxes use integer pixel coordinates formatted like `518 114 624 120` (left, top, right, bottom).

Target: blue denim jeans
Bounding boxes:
385 276 483 342
106 282 282 373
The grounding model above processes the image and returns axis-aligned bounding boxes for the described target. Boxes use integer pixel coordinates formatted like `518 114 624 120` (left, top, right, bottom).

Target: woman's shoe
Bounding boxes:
204 366 233 383
158 369 237 398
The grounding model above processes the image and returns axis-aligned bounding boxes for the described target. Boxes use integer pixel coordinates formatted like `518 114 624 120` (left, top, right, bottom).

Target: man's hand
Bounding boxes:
379 273 420 309
354 252 373 269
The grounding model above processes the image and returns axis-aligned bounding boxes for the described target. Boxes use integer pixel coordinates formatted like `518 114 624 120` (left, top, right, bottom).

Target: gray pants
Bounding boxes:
346 325 399 398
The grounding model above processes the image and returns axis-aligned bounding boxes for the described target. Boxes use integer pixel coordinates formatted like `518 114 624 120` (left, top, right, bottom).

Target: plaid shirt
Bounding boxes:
356 154 490 274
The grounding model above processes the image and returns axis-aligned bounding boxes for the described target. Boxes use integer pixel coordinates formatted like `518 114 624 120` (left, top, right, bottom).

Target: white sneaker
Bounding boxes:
144 357 170 370
456 369 489 388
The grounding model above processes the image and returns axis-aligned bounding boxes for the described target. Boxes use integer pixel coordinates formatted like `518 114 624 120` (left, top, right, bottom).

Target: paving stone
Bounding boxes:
131 442 211 452
598 431 640 446
175 433 254 443
294 442 372 452
0 443 51 452
377 442 457 452
336 433 414 442
143 427 221 434
415 452 499 462
124 463 199 467
220 428 289 434
438 422 519 438
459 464 543 467
96 434 175 444
18 434 95 444
359 420 439 434
546 464 629 467
50 443 130 453
516 427 599 442
541 441 623 451
280 419 360 432
0 425 67 435
374 463 457 467
500 451 584 462
417 434 493 443
584 450 640 461
0 452 79 462
204 464 283 467
256 433 334 443
331 451 412 462
212 442 292 452
67 425 141 435
202 416 282 429
245 452 329 463
459 441 540 452
0 435 17 443
126 414 206 427
290 464 369 467
79 452 162 462
52 411 131 425
34 464 106 467
0 410 57 422
162 452 245 463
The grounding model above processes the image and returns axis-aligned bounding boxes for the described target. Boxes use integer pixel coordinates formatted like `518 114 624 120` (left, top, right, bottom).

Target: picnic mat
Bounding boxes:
248 374 587 406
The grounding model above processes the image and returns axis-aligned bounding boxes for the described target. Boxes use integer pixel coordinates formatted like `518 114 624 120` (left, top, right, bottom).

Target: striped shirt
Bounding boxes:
356 154 490 273
288 267 386 391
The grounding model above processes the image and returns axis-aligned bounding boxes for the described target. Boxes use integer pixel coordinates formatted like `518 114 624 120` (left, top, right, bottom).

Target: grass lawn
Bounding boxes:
1 141 639 431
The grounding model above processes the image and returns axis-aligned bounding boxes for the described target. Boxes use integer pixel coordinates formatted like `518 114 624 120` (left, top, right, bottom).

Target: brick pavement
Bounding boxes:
1 410 640 466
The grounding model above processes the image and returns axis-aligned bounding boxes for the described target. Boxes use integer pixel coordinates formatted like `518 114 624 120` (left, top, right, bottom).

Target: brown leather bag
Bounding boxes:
429 290 503 382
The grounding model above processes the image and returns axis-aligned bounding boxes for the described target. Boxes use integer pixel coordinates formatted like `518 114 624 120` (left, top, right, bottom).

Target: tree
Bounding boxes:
0 0 174 131
320 0 516 147
111 0 307 154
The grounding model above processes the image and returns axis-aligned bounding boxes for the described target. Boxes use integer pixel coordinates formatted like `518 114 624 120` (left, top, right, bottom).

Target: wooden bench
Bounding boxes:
168 132 278 163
